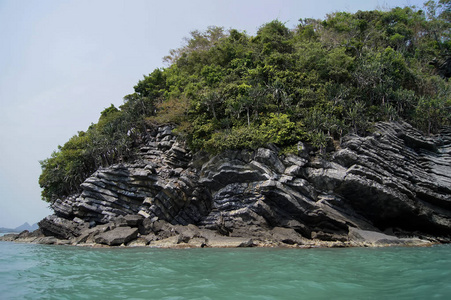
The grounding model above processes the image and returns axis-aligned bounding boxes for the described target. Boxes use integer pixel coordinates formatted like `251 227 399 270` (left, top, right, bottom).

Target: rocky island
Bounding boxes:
3 121 450 248
2 5 451 248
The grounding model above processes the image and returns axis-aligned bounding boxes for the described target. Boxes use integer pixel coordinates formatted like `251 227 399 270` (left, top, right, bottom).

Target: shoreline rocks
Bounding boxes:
1 222 436 249
2 122 450 249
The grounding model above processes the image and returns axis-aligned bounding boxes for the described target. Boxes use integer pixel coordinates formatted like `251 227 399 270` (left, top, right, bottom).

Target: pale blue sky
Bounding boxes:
0 0 425 228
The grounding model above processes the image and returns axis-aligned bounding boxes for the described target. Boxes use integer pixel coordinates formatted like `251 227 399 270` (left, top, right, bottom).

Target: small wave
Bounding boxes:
1 243 450 299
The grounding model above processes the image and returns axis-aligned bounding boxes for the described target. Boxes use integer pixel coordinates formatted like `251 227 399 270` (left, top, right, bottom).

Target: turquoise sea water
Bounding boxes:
1 241 450 300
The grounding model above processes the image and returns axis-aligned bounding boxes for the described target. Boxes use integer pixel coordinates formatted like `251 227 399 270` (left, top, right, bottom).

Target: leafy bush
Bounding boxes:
39 1 451 202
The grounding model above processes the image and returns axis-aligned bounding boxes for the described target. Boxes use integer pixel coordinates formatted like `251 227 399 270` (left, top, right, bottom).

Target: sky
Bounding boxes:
0 0 426 228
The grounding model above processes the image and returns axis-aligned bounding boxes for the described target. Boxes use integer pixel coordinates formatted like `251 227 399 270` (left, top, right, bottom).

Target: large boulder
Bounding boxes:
94 227 139 246
348 228 432 247
38 215 87 240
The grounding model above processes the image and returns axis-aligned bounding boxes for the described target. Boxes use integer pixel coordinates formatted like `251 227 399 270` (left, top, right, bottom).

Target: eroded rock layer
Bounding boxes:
32 122 451 247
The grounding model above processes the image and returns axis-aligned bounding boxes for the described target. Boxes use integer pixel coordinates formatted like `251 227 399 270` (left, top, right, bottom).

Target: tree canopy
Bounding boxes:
40 1 451 202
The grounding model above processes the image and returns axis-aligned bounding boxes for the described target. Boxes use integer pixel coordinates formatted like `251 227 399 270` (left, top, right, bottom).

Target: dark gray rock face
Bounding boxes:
38 122 451 246
332 123 451 236
51 126 210 229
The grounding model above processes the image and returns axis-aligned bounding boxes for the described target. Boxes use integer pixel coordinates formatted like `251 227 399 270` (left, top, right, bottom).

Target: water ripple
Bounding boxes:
1 243 451 299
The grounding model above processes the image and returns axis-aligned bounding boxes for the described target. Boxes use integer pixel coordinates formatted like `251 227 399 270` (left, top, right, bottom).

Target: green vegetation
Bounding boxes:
39 1 450 202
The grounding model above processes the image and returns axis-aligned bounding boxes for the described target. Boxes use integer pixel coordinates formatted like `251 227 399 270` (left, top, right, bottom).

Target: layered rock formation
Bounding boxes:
4 122 450 247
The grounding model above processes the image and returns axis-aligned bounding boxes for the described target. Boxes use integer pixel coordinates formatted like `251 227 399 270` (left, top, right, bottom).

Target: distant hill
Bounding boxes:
0 222 38 233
